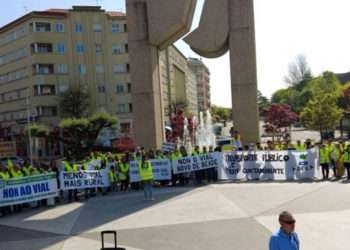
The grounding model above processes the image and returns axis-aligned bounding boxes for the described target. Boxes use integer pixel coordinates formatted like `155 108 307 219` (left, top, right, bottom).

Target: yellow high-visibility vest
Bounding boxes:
139 161 153 181
320 148 330 164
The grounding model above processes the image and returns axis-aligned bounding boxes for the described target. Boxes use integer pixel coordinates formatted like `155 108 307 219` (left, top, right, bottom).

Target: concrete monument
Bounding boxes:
126 0 197 149
185 0 260 144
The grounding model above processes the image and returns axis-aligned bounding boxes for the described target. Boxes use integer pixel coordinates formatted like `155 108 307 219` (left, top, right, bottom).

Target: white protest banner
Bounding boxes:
218 150 318 181
161 142 176 152
60 170 109 190
129 159 172 183
0 173 58 207
172 152 221 174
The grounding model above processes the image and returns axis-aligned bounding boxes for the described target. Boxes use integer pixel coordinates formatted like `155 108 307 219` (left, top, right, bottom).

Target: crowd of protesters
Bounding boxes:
1 132 350 217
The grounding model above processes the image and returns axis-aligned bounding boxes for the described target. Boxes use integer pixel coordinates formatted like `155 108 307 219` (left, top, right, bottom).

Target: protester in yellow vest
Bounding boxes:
326 141 336 178
0 165 10 182
119 157 130 192
331 143 343 178
10 165 24 179
62 160 78 202
0 164 11 216
139 153 154 201
22 161 34 176
319 144 330 180
342 144 350 180
295 140 306 152
108 165 118 192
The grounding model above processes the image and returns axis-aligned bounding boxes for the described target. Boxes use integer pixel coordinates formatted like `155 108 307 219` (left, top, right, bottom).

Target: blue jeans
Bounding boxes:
143 180 153 200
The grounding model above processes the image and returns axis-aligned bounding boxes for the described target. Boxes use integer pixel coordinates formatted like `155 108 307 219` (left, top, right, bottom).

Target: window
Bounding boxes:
113 64 126 73
120 122 131 133
75 23 83 32
127 83 132 93
0 48 27 66
117 104 127 113
111 23 121 33
34 64 54 75
98 85 105 93
34 85 56 96
56 43 65 54
95 44 102 53
93 24 102 32
0 68 27 84
112 44 122 54
124 23 128 32
124 44 129 53
116 84 124 93
35 22 51 32
78 64 86 75
58 64 68 74
129 103 133 113
55 23 64 32
76 43 85 54
96 64 104 73
37 106 57 117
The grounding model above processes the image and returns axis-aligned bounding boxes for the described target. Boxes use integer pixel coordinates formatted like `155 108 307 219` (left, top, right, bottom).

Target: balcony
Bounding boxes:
34 85 56 96
31 43 53 54
32 64 54 75
33 22 51 32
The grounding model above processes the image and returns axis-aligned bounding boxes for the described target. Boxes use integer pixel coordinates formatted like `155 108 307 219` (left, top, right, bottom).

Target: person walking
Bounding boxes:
139 153 154 201
269 211 299 250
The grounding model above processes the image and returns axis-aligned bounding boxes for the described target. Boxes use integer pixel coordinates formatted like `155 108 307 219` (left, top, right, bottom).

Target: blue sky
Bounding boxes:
2 0 350 107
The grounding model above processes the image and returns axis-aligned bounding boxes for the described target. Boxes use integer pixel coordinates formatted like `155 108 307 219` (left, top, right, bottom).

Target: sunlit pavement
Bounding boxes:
1 181 350 250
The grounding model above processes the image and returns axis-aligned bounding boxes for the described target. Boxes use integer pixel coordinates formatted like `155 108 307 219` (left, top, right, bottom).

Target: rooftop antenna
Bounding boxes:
23 5 29 13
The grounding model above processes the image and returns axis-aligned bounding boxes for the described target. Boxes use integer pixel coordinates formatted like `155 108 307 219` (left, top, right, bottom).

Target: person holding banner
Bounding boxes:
343 144 350 180
62 160 79 202
171 146 182 186
119 156 130 192
0 164 11 217
139 153 154 201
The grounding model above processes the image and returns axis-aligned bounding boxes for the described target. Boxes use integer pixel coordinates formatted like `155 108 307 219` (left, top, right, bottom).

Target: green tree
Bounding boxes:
58 84 90 118
271 88 299 112
304 71 342 96
257 90 270 116
300 93 343 140
211 105 231 122
26 124 49 138
60 112 118 159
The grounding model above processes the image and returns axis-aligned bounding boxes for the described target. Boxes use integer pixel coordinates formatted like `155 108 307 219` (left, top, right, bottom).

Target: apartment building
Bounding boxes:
0 6 203 155
188 57 211 112
159 46 199 121
0 6 130 143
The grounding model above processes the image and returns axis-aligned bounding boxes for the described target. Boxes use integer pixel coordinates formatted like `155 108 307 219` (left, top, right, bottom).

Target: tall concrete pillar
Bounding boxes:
126 0 197 149
126 1 164 150
184 0 260 145
229 0 259 144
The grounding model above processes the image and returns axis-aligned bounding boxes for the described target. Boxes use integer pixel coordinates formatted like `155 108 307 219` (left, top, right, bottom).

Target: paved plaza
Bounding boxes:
0 181 349 250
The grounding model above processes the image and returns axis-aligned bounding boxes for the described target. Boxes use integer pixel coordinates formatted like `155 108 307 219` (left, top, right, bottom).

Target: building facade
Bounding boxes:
159 46 198 122
188 57 211 112
0 6 204 154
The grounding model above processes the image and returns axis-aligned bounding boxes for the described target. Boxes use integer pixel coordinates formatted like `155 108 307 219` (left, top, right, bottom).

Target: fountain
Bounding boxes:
195 111 216 149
